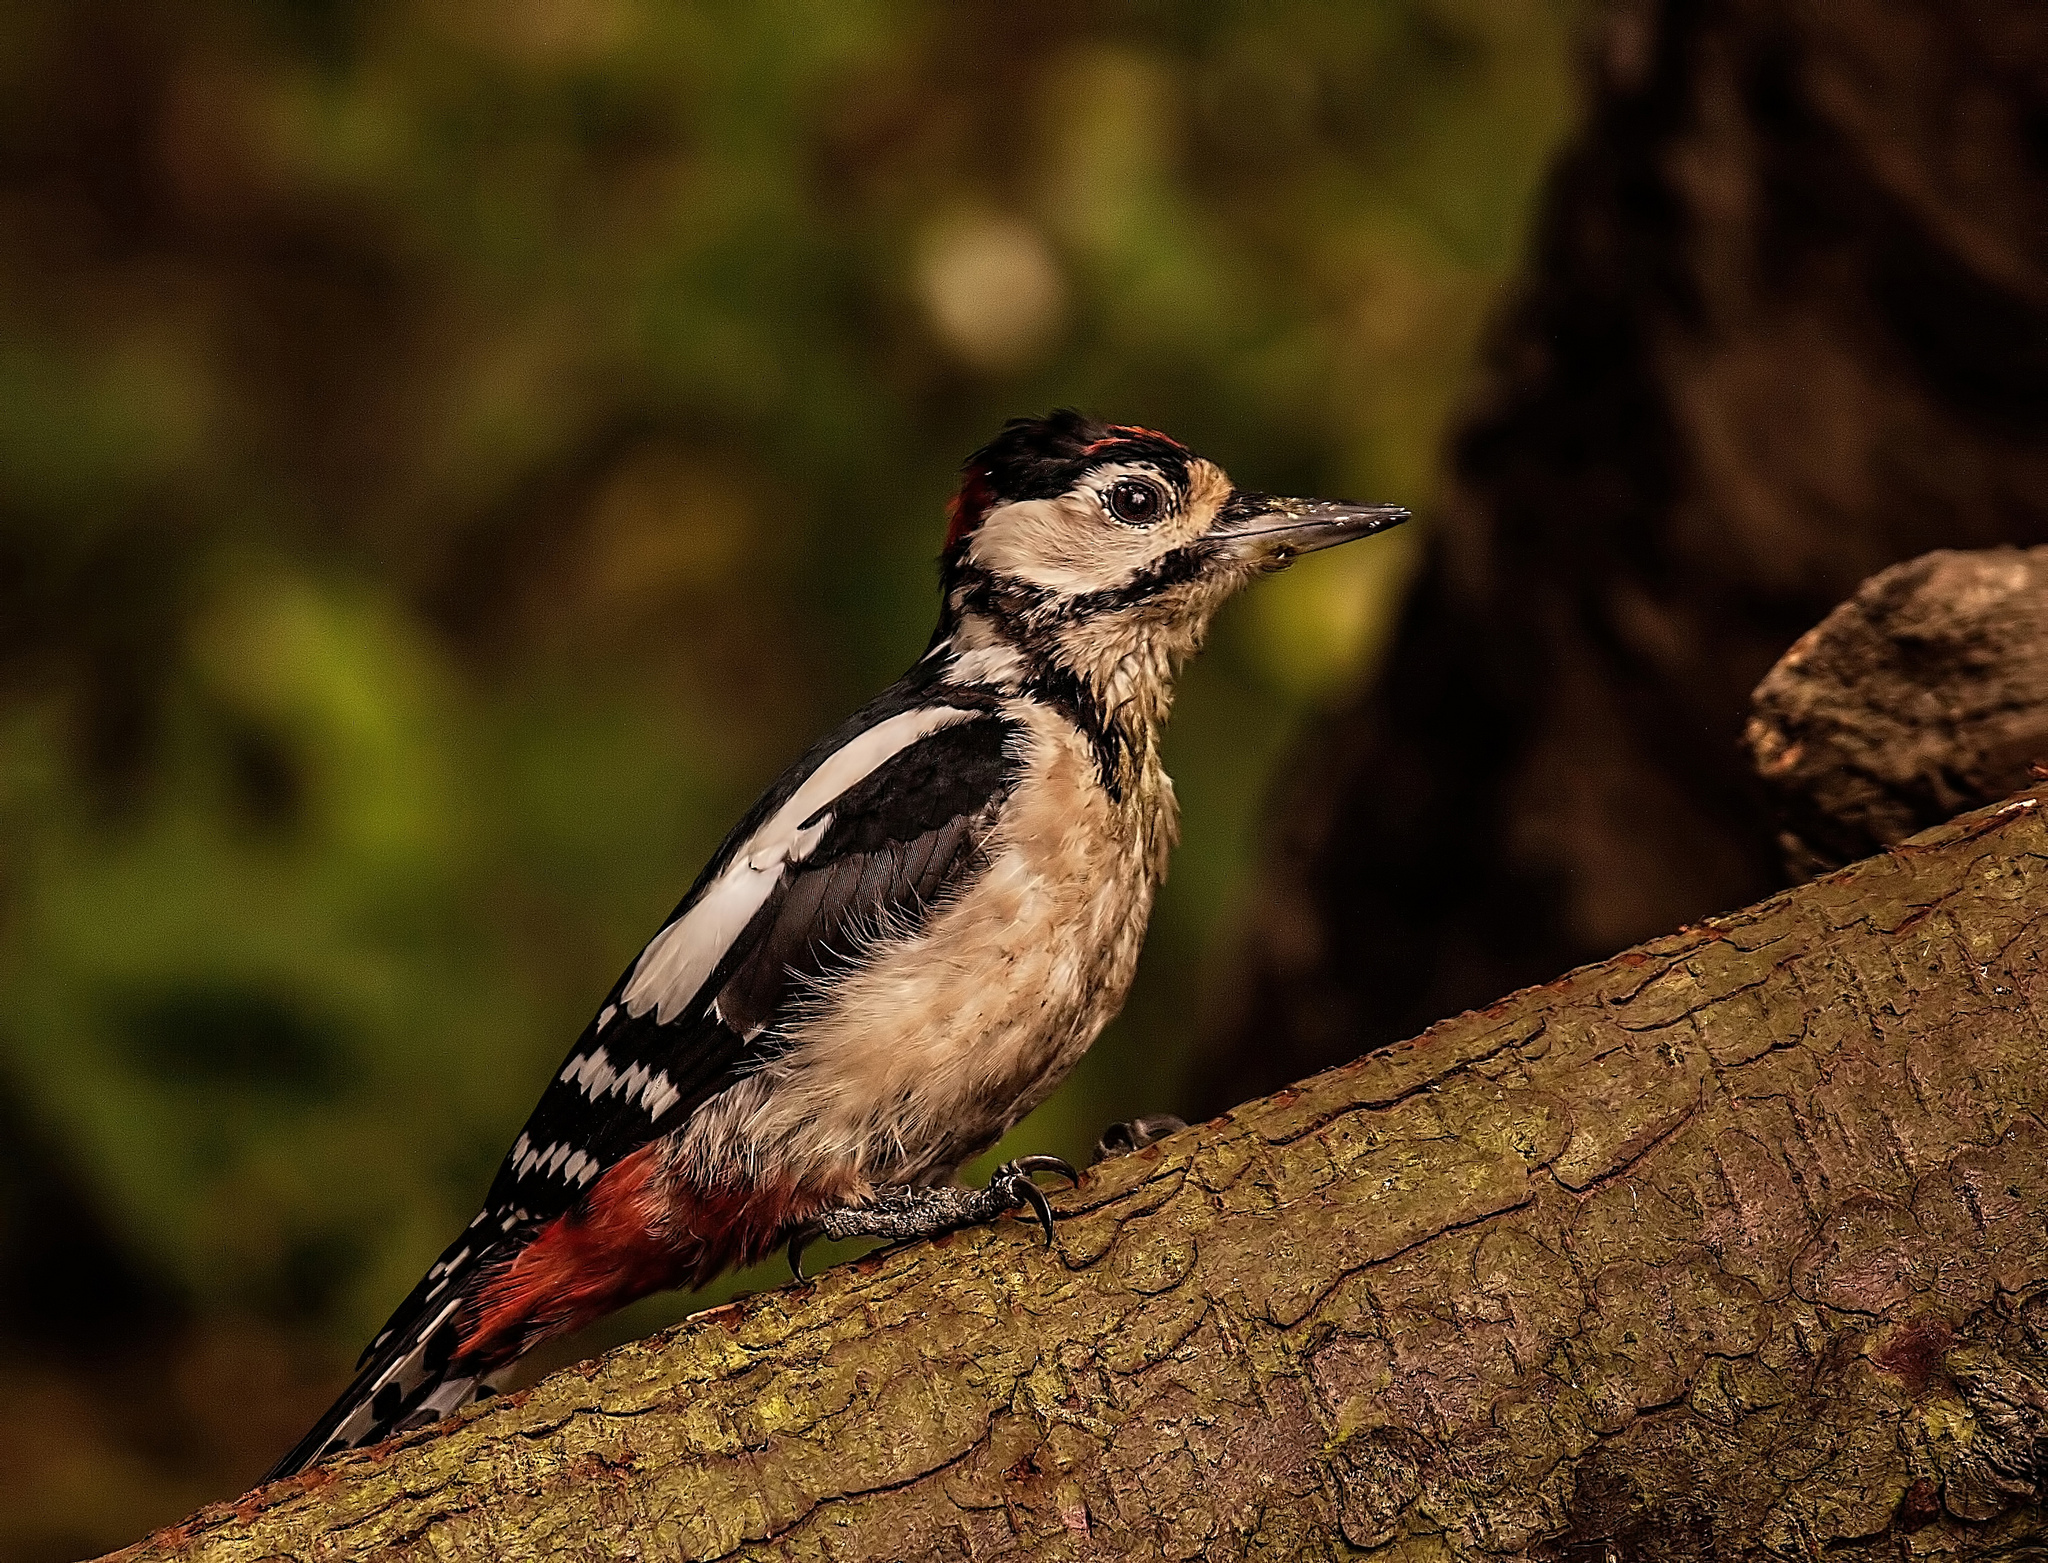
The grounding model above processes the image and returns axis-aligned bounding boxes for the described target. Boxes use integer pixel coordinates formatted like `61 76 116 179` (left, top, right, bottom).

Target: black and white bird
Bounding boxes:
267 410 1406 1478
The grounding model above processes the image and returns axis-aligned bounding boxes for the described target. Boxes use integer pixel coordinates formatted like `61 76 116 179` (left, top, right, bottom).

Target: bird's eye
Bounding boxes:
1105 478 1164 526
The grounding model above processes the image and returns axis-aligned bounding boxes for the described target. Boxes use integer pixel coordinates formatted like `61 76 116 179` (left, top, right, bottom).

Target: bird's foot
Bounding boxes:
1092 1113 1187 1163
787 1155 1078 1281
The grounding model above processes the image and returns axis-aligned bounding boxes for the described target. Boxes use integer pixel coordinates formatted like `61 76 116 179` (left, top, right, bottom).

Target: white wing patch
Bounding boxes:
620 704 985 1026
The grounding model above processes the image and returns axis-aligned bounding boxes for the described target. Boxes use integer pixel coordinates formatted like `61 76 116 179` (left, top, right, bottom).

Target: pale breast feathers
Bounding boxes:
696 698 1168 1185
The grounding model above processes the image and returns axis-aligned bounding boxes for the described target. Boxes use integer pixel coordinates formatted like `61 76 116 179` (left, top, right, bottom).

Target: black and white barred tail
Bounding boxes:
265 1247 500 1479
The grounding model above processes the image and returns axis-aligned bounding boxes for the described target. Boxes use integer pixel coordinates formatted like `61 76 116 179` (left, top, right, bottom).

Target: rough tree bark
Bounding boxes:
106 783 2048 1562
1197 0 2048 1117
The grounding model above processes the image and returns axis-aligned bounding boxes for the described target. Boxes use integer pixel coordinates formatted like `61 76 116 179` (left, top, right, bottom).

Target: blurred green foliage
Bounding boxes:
0 0 1578 1548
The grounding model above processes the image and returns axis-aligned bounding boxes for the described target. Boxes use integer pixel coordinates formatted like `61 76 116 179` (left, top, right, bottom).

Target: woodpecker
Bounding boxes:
267 410 1406 1478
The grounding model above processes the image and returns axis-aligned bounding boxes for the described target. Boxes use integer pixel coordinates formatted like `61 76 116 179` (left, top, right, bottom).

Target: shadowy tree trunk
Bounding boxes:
106 785 2048 1562
1195 0 2048 1116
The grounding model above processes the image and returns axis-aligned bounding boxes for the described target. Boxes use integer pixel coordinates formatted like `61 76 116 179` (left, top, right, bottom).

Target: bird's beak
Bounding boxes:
1213 491 1410 565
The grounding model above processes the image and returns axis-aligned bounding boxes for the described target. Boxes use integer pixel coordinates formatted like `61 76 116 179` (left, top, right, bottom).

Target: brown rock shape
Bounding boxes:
1747 546 2048 879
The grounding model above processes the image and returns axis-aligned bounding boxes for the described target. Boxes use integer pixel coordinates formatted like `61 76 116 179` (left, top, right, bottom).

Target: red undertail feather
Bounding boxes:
459 1146 828 1367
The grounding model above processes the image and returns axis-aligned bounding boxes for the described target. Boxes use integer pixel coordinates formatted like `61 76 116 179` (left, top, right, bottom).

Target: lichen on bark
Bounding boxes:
107 787 2048 1561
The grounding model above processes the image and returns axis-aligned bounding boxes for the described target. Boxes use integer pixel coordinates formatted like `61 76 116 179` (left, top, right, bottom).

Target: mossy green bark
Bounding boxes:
107 789 2048 1561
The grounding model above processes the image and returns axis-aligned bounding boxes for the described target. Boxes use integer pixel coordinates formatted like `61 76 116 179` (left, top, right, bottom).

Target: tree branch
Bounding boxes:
109 787 2048 1561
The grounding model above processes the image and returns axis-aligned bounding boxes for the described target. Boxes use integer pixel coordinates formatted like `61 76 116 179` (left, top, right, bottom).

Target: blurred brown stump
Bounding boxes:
1195 0 2048 1116
105 787 2048 1561
1746 545 2048 880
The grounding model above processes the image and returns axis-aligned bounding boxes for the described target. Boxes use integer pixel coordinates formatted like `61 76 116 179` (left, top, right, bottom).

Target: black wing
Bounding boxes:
351 701 1021 1366
711 713 1010 1036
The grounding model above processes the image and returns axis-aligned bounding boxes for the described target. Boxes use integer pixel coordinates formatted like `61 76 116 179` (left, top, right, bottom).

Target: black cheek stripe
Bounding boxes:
1059 542 1214 619
944 567 1130 803
1016 664 1127 805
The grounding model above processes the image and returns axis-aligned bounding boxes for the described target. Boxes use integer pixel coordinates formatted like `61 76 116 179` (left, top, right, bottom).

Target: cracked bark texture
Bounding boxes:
1196 0 2048 1117
107 785 2048 1561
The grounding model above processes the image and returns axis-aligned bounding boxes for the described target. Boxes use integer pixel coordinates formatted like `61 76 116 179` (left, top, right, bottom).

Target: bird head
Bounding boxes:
932 410 1407 744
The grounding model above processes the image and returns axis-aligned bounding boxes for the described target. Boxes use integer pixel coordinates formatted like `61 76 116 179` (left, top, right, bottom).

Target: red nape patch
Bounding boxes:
945 469 997 550
458 1148 831 1368
1083 423 1184 457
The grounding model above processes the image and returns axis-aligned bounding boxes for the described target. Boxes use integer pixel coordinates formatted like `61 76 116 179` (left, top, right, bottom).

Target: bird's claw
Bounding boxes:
786 1223 822 1283
1093 1113 1187 1163
1008 1153 1080 1183
989 1155 1079 1247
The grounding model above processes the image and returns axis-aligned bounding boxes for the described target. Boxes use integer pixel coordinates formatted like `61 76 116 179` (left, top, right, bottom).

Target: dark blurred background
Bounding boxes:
0 1 1579 1551
8 0 2048 1556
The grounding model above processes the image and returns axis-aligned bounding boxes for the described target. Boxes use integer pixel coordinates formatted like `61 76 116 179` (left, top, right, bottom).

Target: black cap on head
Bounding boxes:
947 411 1193 547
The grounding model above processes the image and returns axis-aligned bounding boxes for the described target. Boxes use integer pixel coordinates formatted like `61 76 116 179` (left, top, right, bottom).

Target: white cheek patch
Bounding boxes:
970 491 1181 597
946 641 1026 685
620 704 985 1025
